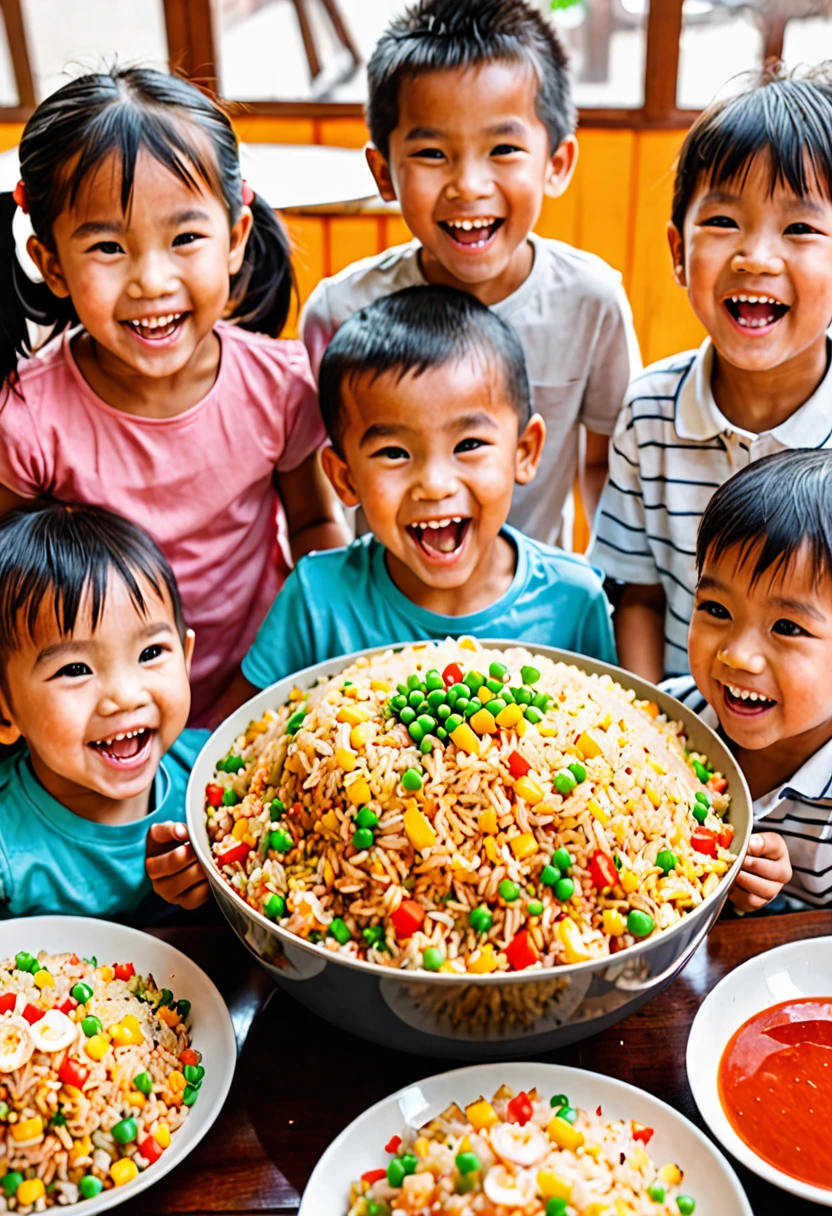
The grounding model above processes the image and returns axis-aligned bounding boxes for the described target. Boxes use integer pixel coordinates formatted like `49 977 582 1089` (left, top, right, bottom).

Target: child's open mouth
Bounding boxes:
721 681 777 716
438 217 504 250
406 516 470 560
89 728 154 769
122 313 187 343
723 294 789 331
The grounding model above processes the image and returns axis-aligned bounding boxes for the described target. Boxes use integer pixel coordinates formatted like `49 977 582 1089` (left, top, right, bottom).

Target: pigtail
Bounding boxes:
229 190 296 338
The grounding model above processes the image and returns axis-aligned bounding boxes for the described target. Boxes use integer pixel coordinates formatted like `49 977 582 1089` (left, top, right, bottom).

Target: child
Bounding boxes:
590 65 832 683
0 66 347 724
0 500 209 920
663 449 832 911
301 0 640 547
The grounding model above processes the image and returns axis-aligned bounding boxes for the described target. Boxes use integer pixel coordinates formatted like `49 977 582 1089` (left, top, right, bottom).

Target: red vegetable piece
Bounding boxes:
506 1091 534 1126
206 783 224 807
505 929 539 972
691 828 717 857
58 997 78 1016
391 900 426 939
596 1105 603 1117
139 1135 163 1165
58 1058 89 1088
113 963 135 982
632 1122 654 1144
384 1134 402 1154
215 839 252 867
361 1169 387 1185
0 993 15 1015
589 849 618 889
442 663 463 688
507 750 531 779
22 1003 44 1024
68 955 80 966
179 1048 201 1068
718 824 735 849
708 775 728 794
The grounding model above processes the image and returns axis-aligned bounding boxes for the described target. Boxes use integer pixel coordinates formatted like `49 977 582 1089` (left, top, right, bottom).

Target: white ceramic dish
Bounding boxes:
687 936 832 1206
299 1061 752 1216
0 916 237 1215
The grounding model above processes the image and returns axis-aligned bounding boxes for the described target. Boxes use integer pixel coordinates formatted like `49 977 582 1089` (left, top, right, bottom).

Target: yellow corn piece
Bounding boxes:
345 776 371 805
588 798 610 826
12 1116 43 1142
246 720 269 739
154 1123 171 1148
321 811 339 833
515 717 529 738
647 756 667 775
613 820 628 845
110 1159 139 1187
599 711 613 730
126 1090 146 1108
370 680 389 692
99 964 116 983
85 1034 111 1061
538 724 557 737
468 945 498 974
495 703 523 729
17 1179 46 1205
669 823 682 844
603 909 626 936
465 1098 499 1130
556 917 590 963
644 783 661 809
631 1146 649 1170
510 832 537 861
470 707 497 735
577 730 602 759
586 1204 608 1216
121 1014 142 1040
458 1135 473 1154
167 1069 187 1094
33 969 54 989
547 1115 585 1151
323 860 335 887
69 1134 92 1163
231 818 249 841
659 1163 683 1185
289 687 304 701
350 722 374 749
513 776 544 806
484 836 499 863
342 685 359 699
459 637 477 651
710 860 728 874
450 722 480 755
621 870 640 894
478 807 498 835
336 706 369 726
537 1169 572 1201
109 1023 134 1047
404 805 437 852
335 747 356 772
413 1137 431 1158
157 1005 181 1028
616 1202 635 1216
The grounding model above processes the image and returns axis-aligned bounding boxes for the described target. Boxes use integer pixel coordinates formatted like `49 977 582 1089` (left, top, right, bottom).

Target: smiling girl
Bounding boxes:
590 64 832 684
0 67 347 723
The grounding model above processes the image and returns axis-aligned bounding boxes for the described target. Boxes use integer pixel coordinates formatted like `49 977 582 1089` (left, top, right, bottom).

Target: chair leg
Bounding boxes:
291 0 322 81
318 0 361 66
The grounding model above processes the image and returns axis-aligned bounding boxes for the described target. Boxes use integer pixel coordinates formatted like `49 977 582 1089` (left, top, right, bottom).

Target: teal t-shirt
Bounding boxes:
242 525 616 689
0 729 208 923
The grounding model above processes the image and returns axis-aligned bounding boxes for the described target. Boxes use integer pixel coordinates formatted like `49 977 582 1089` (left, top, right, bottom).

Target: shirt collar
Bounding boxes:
775 735 832 804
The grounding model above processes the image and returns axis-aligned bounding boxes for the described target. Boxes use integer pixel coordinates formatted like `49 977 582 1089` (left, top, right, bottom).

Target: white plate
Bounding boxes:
687 936 832 1205
299 1061 752 1216
0 917 237 1215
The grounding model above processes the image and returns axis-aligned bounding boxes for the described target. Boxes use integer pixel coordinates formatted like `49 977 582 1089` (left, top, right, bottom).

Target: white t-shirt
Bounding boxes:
301 234 641 546
588 338 832 677
665 677 832 908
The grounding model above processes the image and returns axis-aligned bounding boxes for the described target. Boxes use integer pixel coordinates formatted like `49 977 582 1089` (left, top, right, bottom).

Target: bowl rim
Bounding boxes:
299 1059 754 1215
686 935 832 1206
187 638 753 987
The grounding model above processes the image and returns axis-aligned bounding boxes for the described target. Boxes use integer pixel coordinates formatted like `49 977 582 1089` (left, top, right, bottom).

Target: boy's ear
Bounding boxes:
667 222 686 286
0 689 21 748
515 413 546 486
184 629 196 675
365 143 398 204
543 136 579 200
228 206 254 276
321 444 360 508
27 236 70 299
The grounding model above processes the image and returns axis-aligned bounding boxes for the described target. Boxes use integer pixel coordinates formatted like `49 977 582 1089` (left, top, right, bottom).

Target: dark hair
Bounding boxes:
0 499 186 702
696 449 832 588
318 285 531 455
0 65 294 388
672 63 832 234
366 0 575 160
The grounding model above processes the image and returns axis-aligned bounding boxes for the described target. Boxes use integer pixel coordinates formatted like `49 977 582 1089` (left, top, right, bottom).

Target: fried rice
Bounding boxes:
204 640 736 974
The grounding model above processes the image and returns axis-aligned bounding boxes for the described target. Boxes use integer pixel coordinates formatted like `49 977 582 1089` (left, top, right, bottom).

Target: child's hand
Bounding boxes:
146 822 209 910
730 831 791 913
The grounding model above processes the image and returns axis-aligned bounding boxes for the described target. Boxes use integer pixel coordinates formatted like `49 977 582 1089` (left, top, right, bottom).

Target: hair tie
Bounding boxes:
241 180 254 206
12 180 28 214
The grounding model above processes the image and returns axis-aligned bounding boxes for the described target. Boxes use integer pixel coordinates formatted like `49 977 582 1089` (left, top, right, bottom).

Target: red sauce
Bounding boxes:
718 997 832 1190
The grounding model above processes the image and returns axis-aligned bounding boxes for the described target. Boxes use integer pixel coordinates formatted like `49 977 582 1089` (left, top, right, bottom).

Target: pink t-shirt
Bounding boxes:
0 322 325 723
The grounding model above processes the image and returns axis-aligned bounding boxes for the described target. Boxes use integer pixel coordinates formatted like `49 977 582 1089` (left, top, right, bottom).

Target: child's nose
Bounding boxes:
128 251 179 300
446 156 493 202
411 458 458 500
97 669 152 715
717 641 766 675
731 241 785 278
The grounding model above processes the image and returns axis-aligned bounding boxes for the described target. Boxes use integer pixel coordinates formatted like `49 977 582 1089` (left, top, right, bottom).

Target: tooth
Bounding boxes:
738 294 747 302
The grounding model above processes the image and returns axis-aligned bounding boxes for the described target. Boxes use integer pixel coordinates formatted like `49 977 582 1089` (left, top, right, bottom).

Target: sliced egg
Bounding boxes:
31 1008 77 1053
0 1015 34 1071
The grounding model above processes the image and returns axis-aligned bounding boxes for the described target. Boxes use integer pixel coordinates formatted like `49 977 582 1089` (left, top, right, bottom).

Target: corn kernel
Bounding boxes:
99 964 116 982
643 700 660 719
616 1202 635 1216
513 776 544 806
659 1163 683 1185
345 776 371 805
613 820 628 845
478 807 498 835
465 1098 498 1130
515 717 528 738
510 832 537 861
647 757 667 775
126 1091 146 1108
17 1179 46 1205
69 1134 92 1162
350 722 374 749
110 1158 139 1187
547 1115 585 1151
631 1146 649 1170
468 945 499 974
484 836 499 863
33 969 55 989
321 811 340 833
413 1136 431 1158
323 860 334 886
577 730 602 759
167 1069 186 1094
556 917 590 963
12 1116 43 1142
337 706 369 726
404 806 437 852
538 724 557 737
645 783 661 809
335 747 356 772
621 870 640 893
458 636 477 651
586 1204 608 1216
85 1034 111 1061
599 711 612 730
450 722 480 755
495 703 523 729
470 707 497 735
588 798 610 826
537 1169 572 1201
154 1123 171 1148
370 680 390 691
232 818 249 841
603 909 626 936
288 687 304 701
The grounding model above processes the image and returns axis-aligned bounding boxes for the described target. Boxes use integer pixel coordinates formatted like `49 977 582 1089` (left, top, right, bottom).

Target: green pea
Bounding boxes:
419 737 434 755
628 909 655 938
221 788 240 806
270 797 286 818
417 714 437 734
499 879 520 902
270 828 293 854
408 689 424 709
427 689 446 710
436 703 451 720
176 998 191 1020
363 925 385 948
647 1183 666 1203
454 697 470 714
447 682 468 703
329 917 351 944
463 670 485 692
183 1084 200 1106
445 713 463 733
456 1173 478 1196
402 768 423 791
390 694 407 712
400 1153 418 1176
556 1105 577 1124
355 807 379 830
352 827 375 850
407 674 422 691
549 1092 569 1108
677 1197 696 1215
183 1064 205 1087
78 1177 103 1200
14 951 37 974
223 754 245 774
488 660 508 681
695 790 710 806
2 1172 23 1197
527 899 544 916
400 707 416 726
158 989 174 1009
425 669 444 690
133 1071 153 1095
555 877 575 901
368 1202 392 1216
524 706 543 724
521 665 541 685
469 906 493 933
554 770 577 795
286 709 307 735
81 1015 102 1037
657 849 678 874
456 1150 481 1174
553 847 572 873
692 759 710 784
540 864 561 887
512 686 532 705
546 1200 568 1216
397 683 408 696
488 699 507 716
71 982 94 1004
500 685 515 703
387 1159 406 1188
568 761 587 783
408 722 424 744
264 893 286 920
532 691 551 711
436 727 448 741
692 804 708 824
485 677 503 696
112 1117 138 1145
464 702 479 719
422 947 443 971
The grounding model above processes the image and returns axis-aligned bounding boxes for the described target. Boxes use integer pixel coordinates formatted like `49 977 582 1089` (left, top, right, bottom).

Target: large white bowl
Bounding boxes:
687 936 832 1206
0 917 237 1215
299 1061 753 1215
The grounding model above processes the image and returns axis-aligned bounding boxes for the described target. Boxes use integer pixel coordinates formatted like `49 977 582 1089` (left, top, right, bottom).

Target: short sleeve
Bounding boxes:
241 563 319 689
587 402 661 586
0 389 50 497
577 577 617 665
274 344 327 473
299 281 337 383
578 283 642 436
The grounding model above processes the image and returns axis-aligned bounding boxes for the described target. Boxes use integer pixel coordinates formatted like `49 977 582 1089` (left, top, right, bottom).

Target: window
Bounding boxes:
677 2 763 111
550 0 648 110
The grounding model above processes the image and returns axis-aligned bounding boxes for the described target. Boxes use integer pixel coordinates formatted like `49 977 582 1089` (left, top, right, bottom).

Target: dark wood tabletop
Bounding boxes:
122 910 832 1216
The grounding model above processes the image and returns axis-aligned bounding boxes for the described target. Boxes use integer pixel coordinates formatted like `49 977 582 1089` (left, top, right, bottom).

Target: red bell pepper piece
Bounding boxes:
632 1122 654 1144
179 1048 201 1068
206 783 224 807
113 963 135 982
58 1058 89 1088
391 899 426 938
505 929 539 972
68 955 80 966
22 1003 44 1024
361 1169 387 1185
214 839 251 867
507 750 531 779
442 663 463 688
58 996 78 1016
708 775 728 794
718 824 735 849
691 828 717 857
0 993 16 1015
589 849 618 889
139 1135 164 1165
506 1091 534 1126
384 1134 402 1154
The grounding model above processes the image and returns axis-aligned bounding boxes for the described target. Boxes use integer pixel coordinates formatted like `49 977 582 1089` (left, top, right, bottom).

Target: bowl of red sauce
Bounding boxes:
687 936 832 1205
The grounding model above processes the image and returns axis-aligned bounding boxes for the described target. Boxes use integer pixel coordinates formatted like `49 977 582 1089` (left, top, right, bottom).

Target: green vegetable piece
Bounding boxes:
546 1200 568 1216
426 689 446 710
524 706 543 724
223 755 245 774
387 1159 406 1188
463 702 479 719
568 761 587 783
14 952 37 974
469 906 493 934
455 1173 477 1196
648 1183 666 1203
0 1101 9 1120
422 947 443 971
133 1071 153 1095
488 699 507 716
436 727 448 741
532 691 550 711
614 854 623 870
498 879 520 902
356 807 379 829
656 849 678 874
455 1150 481 1174
554 877 575 901
447 683 469 703
367 1202 392 1216
221 788 240 807
540 864 561 887
527 899 544 916
489 661 509 681
329 918 351 945
425 670 444 691
453 696 469 713
308 931 322 944
400 1153 418 1176
692 804 708 824
556 1105 577 1124
397 683 408 696
363 925 385 948
485 677 503 695
513 686 532 705
78 1177 103 1200
270 798 286 818
417 714 437 733
50 1108 67 1127
419 737 433 755
693 759 710 784
406 674 422 691
286 709 307 735
695 790 710 807
553 847 572 873
437 703 451 720
158 988 174 1008
408 721 424 744
270 828 293 854
176 998 191 1020
677 1197 696 1215
2 1172 23 1198
628 909 655 938
353 826 375 850
463 670 485 693
400 707 416 726
500 685 515 703
183 1084 199 1106
71 982 94 1004
554 770 577 795
445 713 463 733
390 694 407 712
264 893 286 920
81 1015 102 1037
408 689 424 709
111 1117 138 1145
521 665 541 685
402 768 423 791
549 1092 569 1108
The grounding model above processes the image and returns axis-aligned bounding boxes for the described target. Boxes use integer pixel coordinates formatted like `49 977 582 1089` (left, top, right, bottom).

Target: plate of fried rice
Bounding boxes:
199 639 742 979
0 918 236 1213
299 1062 753 1215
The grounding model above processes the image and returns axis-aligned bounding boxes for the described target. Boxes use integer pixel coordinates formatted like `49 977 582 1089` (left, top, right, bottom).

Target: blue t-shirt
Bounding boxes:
0 729 208 923
242 525 616 689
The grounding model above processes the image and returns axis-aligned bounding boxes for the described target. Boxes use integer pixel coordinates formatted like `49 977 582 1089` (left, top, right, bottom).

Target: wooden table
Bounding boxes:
124 910 832 1216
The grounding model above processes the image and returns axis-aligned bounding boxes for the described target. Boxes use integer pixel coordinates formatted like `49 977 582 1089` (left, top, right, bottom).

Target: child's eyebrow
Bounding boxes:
33 639 88 667
403 121 527 142
71 219 125 240
770 595 826 622
360 411 499 448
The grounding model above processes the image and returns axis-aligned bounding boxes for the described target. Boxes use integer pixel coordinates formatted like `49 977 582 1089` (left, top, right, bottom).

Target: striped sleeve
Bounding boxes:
587 401 661 585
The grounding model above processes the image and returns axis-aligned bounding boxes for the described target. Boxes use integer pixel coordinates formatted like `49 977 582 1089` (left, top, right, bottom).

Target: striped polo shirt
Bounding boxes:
665 677 832 908
588 338 832 676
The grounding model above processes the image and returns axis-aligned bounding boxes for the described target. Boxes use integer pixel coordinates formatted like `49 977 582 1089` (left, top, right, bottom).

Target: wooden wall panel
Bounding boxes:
233 116 314 144
328 216 382 275
317 118 369 148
